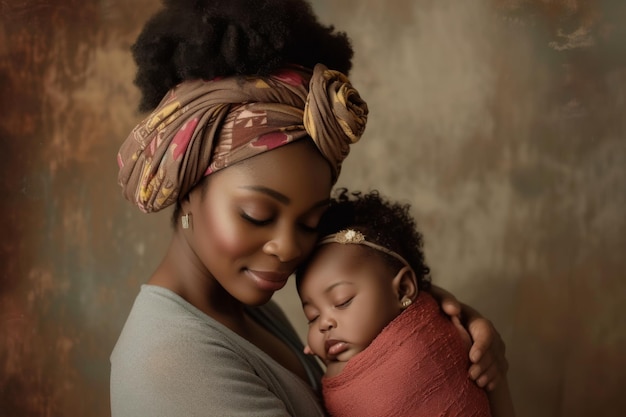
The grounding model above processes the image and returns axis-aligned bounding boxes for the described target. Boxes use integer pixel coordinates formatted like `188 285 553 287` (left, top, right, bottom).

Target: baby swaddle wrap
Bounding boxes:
321 292 492 417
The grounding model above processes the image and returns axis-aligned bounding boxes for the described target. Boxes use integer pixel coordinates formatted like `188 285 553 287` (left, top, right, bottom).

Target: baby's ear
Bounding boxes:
392 266 418 301
303 345 314 355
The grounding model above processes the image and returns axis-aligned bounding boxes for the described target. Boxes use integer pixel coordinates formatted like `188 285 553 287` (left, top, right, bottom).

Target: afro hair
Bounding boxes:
132 0 354 111
297 189 432 291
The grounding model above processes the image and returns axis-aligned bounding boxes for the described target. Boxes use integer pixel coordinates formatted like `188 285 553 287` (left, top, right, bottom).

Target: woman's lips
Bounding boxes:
325 339 348 357
245 269 291 291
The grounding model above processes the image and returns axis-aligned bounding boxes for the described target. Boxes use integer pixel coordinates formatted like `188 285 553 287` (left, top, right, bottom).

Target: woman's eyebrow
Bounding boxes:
239 185 331 209
240 185 290 204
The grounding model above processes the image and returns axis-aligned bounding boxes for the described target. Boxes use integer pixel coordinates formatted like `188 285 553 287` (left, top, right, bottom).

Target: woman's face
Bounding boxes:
184 140 333 306
298 244 402 368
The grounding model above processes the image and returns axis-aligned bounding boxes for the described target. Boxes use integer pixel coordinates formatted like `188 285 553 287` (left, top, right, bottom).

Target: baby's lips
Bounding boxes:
325 340 348 356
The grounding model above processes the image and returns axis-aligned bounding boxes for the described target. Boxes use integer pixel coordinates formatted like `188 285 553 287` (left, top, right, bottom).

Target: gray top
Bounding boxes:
110 285 325 417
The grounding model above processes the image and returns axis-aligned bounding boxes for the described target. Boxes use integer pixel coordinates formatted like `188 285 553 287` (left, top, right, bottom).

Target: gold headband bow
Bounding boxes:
318 229 410 268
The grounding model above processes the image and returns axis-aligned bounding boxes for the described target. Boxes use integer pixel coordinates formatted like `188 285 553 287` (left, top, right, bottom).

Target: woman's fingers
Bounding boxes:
430 285 462 316
451 315 472 351
473 359 501 390
466 314 508 390
432 286 510 391
467 316 494 364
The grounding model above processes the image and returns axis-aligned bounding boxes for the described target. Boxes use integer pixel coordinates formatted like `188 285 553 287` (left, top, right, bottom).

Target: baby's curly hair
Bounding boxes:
297 189 432 291
132 0 354 111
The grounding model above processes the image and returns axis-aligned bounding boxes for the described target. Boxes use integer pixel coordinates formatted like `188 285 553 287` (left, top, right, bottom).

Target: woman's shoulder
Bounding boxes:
112 285 252 357
110 286 325 417
111 285 302 368
111 285 277 401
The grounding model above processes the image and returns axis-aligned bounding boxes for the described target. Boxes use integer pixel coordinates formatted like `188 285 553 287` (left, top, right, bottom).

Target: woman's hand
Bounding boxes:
430 285 508 391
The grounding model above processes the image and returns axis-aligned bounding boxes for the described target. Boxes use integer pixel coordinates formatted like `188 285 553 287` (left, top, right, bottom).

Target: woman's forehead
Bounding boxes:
219 140 333 200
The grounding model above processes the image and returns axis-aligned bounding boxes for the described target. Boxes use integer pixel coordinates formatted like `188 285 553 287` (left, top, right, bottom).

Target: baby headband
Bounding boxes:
117 63 368 213
318 229 410 268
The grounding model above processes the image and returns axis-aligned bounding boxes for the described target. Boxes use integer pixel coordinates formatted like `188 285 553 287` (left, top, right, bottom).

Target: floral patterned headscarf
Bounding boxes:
117 63 368 213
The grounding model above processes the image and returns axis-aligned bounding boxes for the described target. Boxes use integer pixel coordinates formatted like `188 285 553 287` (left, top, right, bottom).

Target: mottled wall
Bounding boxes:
0 1 166 415
1 1 624 417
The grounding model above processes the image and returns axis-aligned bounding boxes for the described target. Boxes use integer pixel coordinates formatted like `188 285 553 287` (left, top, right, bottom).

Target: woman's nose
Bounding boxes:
263 224 304 263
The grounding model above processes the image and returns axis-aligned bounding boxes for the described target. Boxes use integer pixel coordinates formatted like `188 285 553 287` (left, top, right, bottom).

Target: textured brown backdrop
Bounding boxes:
1 1 624 416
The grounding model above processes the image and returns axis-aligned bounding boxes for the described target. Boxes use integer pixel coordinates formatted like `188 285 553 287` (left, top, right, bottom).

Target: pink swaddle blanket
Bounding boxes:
322 292 492 417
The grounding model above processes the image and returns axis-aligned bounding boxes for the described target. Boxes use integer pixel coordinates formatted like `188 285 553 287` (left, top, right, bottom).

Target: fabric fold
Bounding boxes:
117 63 368 213
322 292 492 417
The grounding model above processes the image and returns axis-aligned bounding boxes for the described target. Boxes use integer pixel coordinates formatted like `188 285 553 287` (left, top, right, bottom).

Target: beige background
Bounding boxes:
1 1 624 416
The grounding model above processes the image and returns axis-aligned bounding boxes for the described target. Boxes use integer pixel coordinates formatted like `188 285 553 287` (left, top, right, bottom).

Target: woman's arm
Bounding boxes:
432 286 516 416
430 285 509 390
487 378 516 417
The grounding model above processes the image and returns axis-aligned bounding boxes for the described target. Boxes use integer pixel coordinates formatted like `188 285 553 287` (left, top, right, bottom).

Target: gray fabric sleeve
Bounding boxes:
112 333 291 416
111 286 325 417
247 301 324 392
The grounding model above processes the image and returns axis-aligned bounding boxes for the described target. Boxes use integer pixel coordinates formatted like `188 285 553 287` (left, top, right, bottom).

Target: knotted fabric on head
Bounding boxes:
117 63 368 213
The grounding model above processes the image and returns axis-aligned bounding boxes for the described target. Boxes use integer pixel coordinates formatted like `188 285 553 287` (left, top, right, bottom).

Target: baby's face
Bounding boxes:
298 244 402 370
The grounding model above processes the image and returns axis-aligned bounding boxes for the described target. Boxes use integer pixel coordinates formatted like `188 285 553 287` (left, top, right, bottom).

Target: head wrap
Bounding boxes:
117 63 368 213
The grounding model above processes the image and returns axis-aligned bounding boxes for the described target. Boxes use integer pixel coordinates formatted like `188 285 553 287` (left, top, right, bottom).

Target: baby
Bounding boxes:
296 190 514 417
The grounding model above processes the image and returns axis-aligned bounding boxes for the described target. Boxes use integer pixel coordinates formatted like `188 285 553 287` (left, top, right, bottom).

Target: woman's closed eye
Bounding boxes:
298 222 319 233
241 211 273 226
240 211 318 233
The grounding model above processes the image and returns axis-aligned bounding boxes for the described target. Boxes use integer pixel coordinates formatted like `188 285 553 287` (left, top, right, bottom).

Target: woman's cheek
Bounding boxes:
206 212 255 257
293 231 319 261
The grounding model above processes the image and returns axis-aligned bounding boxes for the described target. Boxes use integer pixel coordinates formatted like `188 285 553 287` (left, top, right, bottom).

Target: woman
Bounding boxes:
110 1 507 416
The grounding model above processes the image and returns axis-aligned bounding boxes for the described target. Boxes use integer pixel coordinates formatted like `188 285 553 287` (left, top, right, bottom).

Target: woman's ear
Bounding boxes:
391 266 418 302
180 189 194 212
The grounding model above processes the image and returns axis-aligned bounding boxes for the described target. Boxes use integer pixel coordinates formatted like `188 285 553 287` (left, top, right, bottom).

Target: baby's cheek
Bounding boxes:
308 336 324 359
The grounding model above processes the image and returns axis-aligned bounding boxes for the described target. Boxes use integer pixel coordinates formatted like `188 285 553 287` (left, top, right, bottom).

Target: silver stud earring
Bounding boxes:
181 213 191 229
401 297 412 309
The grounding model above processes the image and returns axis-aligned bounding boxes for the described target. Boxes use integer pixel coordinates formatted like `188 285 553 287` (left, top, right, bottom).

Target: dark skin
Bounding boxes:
433 286 508 390
149 140 332 381
299 245 514 416
150 139 507 388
